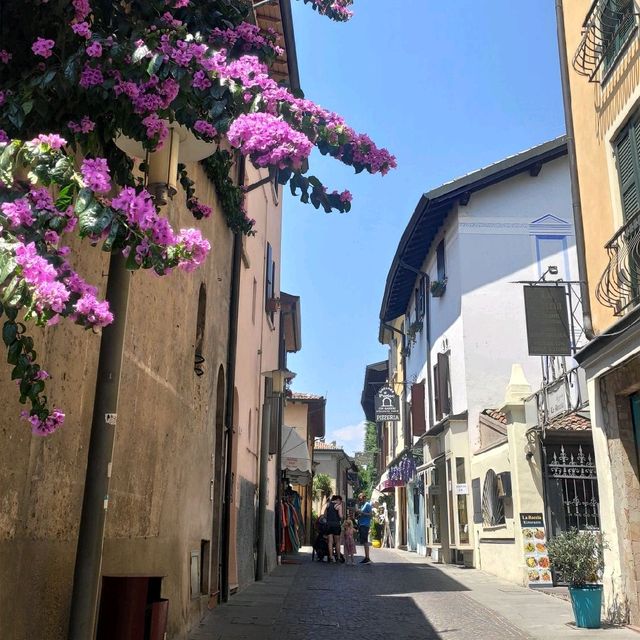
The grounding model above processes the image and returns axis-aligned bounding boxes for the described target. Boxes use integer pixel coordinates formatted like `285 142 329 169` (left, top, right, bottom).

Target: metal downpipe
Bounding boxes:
556 0 595 339
67 255 131 640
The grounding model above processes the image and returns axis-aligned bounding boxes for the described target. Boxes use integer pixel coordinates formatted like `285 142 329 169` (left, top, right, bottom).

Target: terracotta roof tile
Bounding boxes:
314 440 339 450
289 391 324 401
482 408 508 424
546 412 591 432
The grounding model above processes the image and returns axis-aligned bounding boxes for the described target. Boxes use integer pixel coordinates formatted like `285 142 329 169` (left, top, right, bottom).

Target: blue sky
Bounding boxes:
281 0 566 454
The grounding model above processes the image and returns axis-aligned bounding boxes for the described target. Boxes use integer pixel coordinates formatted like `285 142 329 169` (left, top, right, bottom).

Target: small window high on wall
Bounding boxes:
194 283 206 376
436 240 446 282
265 242 277 323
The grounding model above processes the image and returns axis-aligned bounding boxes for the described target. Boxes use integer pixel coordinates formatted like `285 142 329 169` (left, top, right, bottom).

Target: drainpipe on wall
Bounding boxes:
220 157 245 603
555 0 595 340
67 255 131 640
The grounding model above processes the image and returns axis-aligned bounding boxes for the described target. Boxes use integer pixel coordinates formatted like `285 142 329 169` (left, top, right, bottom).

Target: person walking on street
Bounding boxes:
355 492 373 564
323 495 343 563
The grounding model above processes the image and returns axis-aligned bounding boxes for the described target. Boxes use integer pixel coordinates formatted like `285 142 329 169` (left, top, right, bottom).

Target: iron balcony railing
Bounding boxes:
573 0 638 81
596 213 640 315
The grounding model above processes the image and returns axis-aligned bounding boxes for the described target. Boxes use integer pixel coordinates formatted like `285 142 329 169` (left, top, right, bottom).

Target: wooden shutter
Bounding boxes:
265 242 273 306
411 381 426 436
268 393 281 455
437 352 451 417
616 119 640 221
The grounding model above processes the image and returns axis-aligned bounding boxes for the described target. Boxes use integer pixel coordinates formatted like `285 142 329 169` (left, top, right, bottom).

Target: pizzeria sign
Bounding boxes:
374 386 400 422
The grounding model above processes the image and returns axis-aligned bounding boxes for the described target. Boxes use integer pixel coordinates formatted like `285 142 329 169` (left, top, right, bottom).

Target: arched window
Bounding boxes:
194 283 206 376
482 469 505 527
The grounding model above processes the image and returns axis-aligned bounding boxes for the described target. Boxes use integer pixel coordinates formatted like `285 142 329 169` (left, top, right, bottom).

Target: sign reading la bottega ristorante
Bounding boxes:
374 386 400 422
520 513 551 586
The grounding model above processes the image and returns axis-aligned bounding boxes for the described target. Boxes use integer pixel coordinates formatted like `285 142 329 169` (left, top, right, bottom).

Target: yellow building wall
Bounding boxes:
563 0 640 333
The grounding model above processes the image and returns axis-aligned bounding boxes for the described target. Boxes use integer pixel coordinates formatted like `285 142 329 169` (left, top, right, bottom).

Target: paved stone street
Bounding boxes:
189 549 640 640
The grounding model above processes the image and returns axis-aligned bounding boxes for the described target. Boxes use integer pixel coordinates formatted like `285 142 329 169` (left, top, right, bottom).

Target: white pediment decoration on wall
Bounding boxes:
529 214 572 235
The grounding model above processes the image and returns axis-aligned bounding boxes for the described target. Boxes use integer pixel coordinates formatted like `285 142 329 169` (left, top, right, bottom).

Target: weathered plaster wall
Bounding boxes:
0 160 234 639
231 162 282 590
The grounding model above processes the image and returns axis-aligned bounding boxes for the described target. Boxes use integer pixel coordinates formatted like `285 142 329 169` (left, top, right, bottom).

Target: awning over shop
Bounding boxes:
281 425 312 486
375 469 404 492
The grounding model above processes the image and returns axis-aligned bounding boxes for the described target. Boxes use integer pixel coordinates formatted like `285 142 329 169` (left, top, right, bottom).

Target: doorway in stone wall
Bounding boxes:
209 366 226 604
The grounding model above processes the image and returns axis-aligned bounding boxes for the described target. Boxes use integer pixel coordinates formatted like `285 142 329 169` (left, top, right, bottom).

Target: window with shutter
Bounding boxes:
437 351 451 417
411 381 426 436
436 241 446 282
615 117 640 221
265 242 276 322
602 0 636 72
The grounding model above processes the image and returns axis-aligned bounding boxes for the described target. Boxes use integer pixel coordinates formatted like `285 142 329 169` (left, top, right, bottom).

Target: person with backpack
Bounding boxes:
323 495 343 563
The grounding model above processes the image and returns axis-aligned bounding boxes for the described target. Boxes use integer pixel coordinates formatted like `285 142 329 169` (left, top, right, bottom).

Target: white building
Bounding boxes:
378 137 585 566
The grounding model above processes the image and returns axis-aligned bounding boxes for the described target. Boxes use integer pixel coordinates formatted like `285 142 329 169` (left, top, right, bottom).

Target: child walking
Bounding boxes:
342 518 356 565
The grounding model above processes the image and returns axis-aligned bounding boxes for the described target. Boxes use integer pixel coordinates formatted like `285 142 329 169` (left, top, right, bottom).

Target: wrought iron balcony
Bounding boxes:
573 0 638 81
596 213 640 315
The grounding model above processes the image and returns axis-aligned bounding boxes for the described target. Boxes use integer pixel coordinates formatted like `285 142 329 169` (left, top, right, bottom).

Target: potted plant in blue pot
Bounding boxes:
547 529 605 629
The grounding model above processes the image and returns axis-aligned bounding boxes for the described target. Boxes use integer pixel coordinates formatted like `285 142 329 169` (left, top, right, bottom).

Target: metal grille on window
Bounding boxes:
482 469 504 527
573 0 638 81
545 444 600 532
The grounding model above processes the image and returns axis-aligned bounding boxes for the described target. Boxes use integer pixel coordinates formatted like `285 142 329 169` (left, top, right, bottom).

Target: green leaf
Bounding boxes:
2 276 19 304
5 305 17 321
3 321 17 346
147 53 163 76
78 202 113 237
55 184 76 212
75 188 93 215
132 44 150 63
0 253 16 286
7 339 22 365
21 100 34 117
102 221 120 252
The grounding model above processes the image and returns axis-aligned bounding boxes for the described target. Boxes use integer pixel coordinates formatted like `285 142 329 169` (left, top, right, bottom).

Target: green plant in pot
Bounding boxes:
370 519 383 548
547 529 605 629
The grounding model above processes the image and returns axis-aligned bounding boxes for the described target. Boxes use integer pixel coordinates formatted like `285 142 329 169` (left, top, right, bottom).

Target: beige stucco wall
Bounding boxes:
230 162 282 589
0 160 234 639
470 405 545 587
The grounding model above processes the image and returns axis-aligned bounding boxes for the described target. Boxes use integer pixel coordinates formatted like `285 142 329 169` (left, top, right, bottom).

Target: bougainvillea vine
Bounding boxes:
0 0 395 434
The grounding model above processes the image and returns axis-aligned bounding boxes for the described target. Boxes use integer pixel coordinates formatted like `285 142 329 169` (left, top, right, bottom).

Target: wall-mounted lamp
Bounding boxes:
115 122 217 205
263 368 296 394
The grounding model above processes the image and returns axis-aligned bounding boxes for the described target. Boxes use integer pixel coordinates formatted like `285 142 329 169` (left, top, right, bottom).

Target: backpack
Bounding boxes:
326 501 339 524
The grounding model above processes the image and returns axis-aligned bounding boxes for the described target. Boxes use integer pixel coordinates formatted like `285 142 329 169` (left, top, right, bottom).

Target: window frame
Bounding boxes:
601 0 637 78
614 113 640 222
436 240 446 282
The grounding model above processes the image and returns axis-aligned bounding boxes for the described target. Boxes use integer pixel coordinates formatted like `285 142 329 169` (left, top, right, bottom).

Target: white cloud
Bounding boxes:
326 421 367 455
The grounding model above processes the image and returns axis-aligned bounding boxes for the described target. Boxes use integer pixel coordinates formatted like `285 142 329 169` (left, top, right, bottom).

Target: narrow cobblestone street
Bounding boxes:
189 549 640 640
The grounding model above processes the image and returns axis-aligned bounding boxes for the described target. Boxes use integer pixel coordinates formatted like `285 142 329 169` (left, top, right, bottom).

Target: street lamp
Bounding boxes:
115 123 217 204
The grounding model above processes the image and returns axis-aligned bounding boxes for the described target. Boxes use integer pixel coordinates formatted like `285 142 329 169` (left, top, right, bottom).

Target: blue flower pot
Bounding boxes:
569 585 603 629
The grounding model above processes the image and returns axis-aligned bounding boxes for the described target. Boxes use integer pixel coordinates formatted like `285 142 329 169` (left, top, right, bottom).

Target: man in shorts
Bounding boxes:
356 492 373 564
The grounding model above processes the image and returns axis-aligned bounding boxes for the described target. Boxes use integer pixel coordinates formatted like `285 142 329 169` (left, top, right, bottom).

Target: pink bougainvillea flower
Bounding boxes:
31 37 55 58
81 158 111 193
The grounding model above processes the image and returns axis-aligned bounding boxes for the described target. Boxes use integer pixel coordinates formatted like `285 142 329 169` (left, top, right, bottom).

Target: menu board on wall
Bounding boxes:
520 513 551 585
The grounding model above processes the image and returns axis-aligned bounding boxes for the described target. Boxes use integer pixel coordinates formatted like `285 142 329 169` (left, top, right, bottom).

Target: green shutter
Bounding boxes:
616 119 640 221
603 0 635 71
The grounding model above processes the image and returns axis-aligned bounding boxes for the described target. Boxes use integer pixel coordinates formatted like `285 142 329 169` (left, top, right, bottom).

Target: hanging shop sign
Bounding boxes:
523 285 571 356
374 386 401 422
520 513 551 586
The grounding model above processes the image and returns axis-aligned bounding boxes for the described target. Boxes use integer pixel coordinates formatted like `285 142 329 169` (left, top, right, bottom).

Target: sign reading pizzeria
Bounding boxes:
374 386 400 422
520 512 551 586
